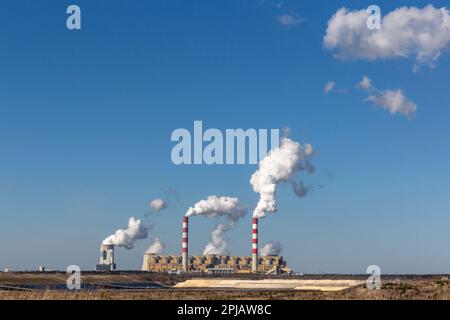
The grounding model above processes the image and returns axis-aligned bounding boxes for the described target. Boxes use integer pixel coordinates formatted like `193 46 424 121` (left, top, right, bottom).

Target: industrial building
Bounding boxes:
98 216 292 274
142 254 291 274
96 244 116 271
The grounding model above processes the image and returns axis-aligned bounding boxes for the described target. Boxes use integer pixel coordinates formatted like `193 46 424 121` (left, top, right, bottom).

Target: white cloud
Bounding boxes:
149 198 167 211
324 81 335 93
324 5 450 67
366 90 417 117
357 76 372 90
357 76 417 118
259 0 283 9
276 11 302 27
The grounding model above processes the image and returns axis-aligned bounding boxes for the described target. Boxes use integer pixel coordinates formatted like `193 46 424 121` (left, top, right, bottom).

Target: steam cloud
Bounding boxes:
259 241 283 256
250 137 314 218
186 196 247 255
103 217 149 249
145 238 165 255
149 198 168 212
202 223 233 255
185 196 247 221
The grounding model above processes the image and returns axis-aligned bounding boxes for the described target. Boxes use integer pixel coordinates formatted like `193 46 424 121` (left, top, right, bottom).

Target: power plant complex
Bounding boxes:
97 217 292 274
141 254 289 274
95 138 313 274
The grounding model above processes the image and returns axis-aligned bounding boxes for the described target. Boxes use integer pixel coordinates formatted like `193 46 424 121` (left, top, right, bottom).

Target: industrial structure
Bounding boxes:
182 216 189 272
96 244 116 271
142 254 291 274
252 218 258 273
99 216 292 274
140 215 292 274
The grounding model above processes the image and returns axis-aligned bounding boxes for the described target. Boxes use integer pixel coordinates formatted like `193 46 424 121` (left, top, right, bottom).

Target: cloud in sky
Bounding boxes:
276 11 302 27
149 198 167 211
357 76 372 90
324 5 450 68
324 81 335 94
366 90 417 118
259 0 283 9
357 76 417 118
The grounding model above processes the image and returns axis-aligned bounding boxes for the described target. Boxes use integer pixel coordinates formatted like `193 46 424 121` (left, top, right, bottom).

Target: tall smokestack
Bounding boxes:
252 218 258 273
182 216 189 272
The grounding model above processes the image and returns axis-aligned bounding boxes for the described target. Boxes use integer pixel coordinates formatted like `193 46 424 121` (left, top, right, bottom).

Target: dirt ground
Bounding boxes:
0 272 449 300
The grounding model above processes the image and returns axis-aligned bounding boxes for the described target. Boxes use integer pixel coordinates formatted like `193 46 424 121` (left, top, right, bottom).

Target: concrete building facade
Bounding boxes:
96 244 116 271
142 254 290 274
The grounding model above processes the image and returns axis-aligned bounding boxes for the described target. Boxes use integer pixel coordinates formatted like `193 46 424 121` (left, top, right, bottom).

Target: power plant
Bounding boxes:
96 137 314 274
97 216 291 274
140 216 291 274
142 254 290 274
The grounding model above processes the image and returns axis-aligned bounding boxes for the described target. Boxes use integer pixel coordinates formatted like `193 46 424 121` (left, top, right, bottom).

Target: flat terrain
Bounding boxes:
0 272 449 300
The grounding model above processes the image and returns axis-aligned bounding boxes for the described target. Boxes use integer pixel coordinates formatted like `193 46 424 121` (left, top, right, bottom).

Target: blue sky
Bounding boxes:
0 0 449 273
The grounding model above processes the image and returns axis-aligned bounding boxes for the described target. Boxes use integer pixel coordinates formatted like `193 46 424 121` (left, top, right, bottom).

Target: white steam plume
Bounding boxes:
186 195 247 255
185 196 247 222
103 217 149 249
259 241 283 256
250 137 314 218
202 223 233 255
149 198 168 212
145 238 165 255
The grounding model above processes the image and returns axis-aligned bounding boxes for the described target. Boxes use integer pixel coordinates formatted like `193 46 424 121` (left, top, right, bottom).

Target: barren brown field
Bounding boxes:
0 272 449 300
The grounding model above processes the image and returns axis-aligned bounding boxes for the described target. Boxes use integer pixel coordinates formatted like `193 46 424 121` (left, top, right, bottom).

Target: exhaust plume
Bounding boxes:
203 223 233 255
291 179 311 198
145 238 165 255
259 241 283 256
103 217 149 249
185 195 247 221
186 195 247 255
250 137 314 218
149 198 168 212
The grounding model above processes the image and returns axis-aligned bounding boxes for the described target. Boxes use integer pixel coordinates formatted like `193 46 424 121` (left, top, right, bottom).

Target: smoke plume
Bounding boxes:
149 198 168 212
103 217 149 249
291 179 311 198
250 137 314 218
185 196 247 222
259 241 283 256
145 238 165 255
202 223 233 255
186 195 247 255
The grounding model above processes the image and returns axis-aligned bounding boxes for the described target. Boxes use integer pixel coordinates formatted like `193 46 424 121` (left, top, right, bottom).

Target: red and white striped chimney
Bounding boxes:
251 218 258 273
182 216 189 272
